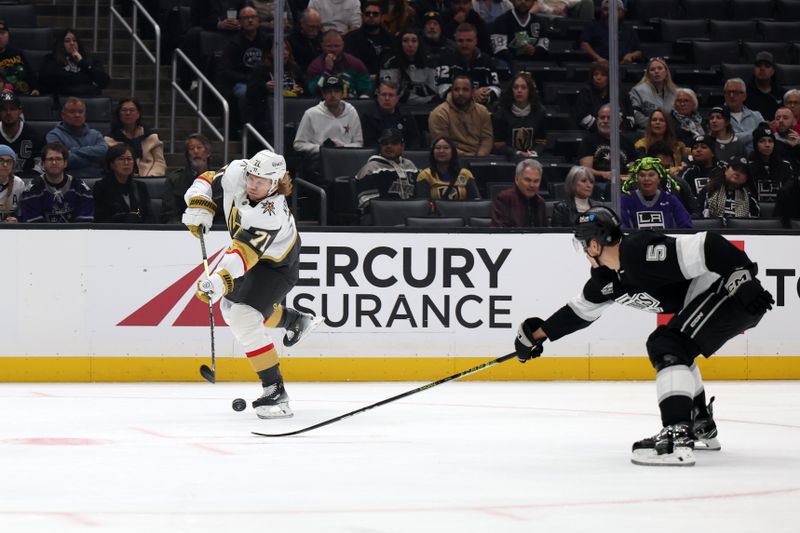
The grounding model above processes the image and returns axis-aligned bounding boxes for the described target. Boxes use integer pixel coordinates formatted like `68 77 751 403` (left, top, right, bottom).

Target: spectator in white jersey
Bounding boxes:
0 144 23 222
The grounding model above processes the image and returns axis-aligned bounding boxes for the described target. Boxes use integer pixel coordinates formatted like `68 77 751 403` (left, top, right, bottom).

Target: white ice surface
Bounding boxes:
1 381 799 532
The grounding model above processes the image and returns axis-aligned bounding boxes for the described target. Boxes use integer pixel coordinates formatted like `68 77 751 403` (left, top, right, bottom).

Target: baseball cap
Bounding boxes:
378 128 404 144
709 106 731 121
0 92 22 109
754 51 775 66
321 76 344 91
689 134 713 148
423 11 441 24
0 20 7 32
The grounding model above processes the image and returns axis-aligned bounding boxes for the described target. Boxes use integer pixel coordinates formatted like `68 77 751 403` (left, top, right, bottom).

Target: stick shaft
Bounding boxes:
253 351 518 437
198 231 215 374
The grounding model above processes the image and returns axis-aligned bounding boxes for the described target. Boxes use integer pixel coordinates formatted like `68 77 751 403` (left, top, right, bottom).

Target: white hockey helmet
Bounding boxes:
245 150 287 195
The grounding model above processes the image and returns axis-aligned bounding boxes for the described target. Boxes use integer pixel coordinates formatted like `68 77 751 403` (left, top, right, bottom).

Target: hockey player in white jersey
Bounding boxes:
514 206 774 466
181 149 322 419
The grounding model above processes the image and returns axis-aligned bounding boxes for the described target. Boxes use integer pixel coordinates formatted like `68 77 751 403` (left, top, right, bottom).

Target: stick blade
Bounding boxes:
199 364 216 384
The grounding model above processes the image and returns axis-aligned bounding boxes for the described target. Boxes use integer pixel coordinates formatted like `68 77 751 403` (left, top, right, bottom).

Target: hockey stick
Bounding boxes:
197 229 216 384
252 349 527 437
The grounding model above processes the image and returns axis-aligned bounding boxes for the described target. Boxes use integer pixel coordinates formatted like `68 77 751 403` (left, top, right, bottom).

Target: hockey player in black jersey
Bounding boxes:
514 206 774 466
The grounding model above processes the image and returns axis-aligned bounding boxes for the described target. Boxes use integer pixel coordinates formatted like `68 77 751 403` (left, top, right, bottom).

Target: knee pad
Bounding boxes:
221 302 270 349
646 326 696 372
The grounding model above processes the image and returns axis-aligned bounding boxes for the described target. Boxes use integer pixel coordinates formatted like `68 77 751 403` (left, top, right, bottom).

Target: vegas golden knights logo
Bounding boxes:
512 127 534 151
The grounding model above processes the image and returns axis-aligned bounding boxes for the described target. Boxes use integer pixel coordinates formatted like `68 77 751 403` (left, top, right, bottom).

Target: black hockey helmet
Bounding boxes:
573 206 623 251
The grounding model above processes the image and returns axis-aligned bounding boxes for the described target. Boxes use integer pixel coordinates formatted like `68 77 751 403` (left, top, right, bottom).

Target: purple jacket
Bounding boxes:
621 189 693 229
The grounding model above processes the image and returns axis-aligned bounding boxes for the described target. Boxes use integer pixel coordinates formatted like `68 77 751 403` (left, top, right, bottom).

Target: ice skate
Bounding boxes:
631 423 696 467
693 396 721 451
253 381 293 419
283 310 323 347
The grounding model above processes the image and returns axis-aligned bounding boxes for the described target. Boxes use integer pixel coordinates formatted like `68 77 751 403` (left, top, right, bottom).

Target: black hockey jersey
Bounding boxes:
489 11 551 64
542 231 753 341
435 49 505 101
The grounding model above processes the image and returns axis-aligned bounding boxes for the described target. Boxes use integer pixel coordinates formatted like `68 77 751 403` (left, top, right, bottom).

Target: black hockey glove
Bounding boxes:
724 268 774 315
515 317 545 363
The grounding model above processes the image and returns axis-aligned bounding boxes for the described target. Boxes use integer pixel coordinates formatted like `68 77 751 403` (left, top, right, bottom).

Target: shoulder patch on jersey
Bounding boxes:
601 282 614 296
261 200 276 215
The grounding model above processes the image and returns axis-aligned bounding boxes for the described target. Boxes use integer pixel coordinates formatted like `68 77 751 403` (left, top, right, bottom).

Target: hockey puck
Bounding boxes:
232 398 247 412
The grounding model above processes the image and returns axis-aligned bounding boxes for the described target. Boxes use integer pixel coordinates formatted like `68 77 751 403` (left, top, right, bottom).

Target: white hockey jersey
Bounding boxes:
0 175 25 221
184 160 298 279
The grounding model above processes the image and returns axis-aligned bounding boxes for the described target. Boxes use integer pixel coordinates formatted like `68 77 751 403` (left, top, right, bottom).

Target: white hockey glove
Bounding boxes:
182 195 216 238
515 317 545 363
195 269 234 305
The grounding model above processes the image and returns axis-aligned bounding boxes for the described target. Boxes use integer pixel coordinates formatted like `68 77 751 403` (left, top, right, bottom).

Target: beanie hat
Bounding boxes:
0 144 17 161
752 122 774 150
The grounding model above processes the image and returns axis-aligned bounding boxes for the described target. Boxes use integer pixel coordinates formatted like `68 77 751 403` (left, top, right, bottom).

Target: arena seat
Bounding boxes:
690 218 725 229
724 218 784 229
776 65 800 87
633 0 680 21
730 0 777 20
405 216 465 228
692 41 742 69
17 95 56 121
683 0 730 19
434 199 492 219
721 63 755 83
12 27 54 50
320 147 374 184
709 20 760 41
758 20 798 42
402 150 429 169
371 199 431 226
776 0 800 19
82 97 113 124
659 19 708 42
1 4 37 27
469 216 492 227
139 177 167 223
741 42 792 64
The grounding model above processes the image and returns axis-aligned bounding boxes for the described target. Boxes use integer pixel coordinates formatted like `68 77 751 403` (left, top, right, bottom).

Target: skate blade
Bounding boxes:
256 404 294 419
284 316 324 347
694 437 721 451
631 446 696 466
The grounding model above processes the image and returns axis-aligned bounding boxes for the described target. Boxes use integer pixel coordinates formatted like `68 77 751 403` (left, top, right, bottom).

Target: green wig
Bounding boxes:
623 156 681 195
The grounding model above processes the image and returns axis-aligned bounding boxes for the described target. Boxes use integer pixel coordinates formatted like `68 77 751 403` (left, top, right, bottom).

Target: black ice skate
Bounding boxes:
253 381 293 419
693 396 721 451
283 311 324 347
631 423 695 467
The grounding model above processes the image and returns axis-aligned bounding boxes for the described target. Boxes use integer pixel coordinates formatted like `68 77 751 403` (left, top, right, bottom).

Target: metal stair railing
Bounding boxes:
242 123 327 226
105 0 162 128
170 48 230 162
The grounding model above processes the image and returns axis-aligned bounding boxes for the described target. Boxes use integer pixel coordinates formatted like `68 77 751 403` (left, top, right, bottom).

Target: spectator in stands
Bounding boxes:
416 136 480 200
180 0 242 88
250 0 291 29
360 80 421 149
550 165 598 227
104 99 166 177
646 141 698 217
492 71 543 158
782 89 800 134
220 7 272 132
620 157 692 229
429 74 493 156
697 160 760 219
306 30 373 98
489 0 551 64
579 0 641 65
0 20 39 95
345 2 399 79
775 176 800 228
92 143 152 223
20 142 94 223
577 103 636 193
383 0 417 35
0 144 22 222
670 88 705 147
707 105 747 165
771 107 800 170
629 58 677 130
747 123 794 204
354 128 419 211
723 77 764 151
0 92 43 178
491 158 545 227
746 52 785 123
532 0 594 19
634 109 686 166
379 29 438 104
573 62 634 132
680 134 726 199
287 8 322 74
38 29 109 99
293 76 363 185
420 11 455 61
46 97 107 178
473 0 511 25
308 0 362 33
246 39 305 138
435 23 503 104
163 134 220 224
442 0 493 54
